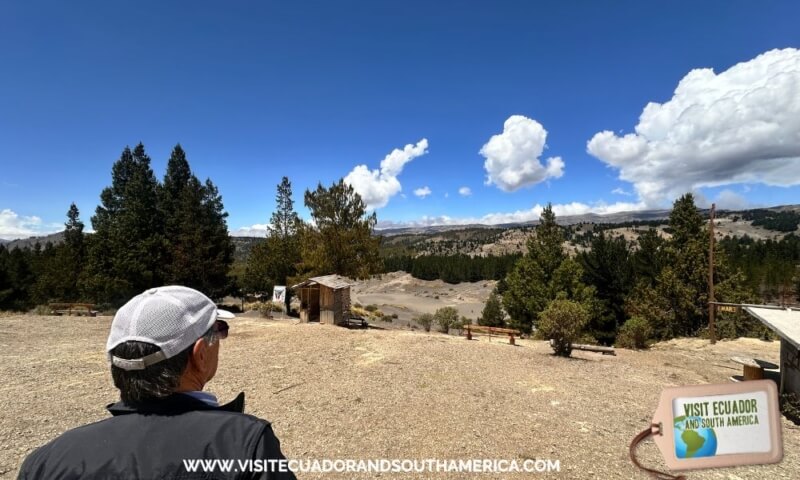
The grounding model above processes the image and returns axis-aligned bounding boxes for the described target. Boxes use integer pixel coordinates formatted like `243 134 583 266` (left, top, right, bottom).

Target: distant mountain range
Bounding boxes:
3 204 798 252
375 209 676 236
0 232 65 250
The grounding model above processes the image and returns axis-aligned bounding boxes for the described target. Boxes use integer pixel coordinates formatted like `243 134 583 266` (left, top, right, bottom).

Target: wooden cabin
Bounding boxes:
292 275 353 326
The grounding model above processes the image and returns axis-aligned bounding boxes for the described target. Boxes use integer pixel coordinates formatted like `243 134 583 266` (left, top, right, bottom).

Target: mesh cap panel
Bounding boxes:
107 285 231 362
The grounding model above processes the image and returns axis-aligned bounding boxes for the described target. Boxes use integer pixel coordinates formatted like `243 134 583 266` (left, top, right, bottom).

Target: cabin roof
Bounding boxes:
744 306 800 349
291 274 354 290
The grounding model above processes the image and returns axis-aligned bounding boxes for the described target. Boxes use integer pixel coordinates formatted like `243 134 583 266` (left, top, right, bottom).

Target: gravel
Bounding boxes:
1 315 798 479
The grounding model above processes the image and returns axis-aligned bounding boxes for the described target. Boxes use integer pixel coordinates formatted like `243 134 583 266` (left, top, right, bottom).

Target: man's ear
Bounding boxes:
190 337 208 372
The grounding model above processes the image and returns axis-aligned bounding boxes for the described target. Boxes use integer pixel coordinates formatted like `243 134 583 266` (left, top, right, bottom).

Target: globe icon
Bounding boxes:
674 416 718 458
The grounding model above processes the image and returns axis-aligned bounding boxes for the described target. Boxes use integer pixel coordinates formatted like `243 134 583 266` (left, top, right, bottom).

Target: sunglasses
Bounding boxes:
213 320 229 340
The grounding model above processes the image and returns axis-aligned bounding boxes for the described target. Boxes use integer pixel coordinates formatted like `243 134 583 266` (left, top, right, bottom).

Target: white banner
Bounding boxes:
272 286 286 303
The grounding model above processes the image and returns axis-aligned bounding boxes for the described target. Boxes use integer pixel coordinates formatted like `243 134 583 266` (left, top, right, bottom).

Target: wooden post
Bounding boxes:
709 203 716 345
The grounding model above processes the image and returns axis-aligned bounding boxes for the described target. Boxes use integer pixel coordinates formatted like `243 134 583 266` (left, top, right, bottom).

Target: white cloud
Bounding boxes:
230 223 269 237
344 139 429 210
587 48 800 207
0 209 60 240
413 186 432 198
714 189 750 210
458 186 472 196
481 115 565 192
375 200 646 229
611 187 633 196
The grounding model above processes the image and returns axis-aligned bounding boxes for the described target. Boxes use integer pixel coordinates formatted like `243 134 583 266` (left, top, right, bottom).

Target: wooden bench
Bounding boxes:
49 303 97 317
463 325 521 345
345 315 368 328
548 339 616 355
730 356 779 382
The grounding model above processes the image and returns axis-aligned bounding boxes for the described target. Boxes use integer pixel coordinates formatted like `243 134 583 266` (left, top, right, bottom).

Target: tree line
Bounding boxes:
382 253 520 283
2 155 385 312
0 144 234 310
480 194 771 352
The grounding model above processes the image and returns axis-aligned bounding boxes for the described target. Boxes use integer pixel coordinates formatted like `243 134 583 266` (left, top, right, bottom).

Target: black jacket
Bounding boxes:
19 393 296 479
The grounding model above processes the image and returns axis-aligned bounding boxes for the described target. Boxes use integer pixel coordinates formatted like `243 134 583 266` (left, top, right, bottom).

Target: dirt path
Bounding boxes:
1 315 798 479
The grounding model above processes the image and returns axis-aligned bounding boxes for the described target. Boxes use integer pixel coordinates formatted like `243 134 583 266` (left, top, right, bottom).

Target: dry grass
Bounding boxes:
1 315 799 479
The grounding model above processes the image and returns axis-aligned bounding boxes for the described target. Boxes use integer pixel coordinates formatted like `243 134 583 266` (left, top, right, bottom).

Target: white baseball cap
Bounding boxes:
107 285 235 371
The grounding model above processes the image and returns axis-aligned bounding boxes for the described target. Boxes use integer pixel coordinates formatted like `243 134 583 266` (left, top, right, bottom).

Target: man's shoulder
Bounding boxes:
19 409 280 479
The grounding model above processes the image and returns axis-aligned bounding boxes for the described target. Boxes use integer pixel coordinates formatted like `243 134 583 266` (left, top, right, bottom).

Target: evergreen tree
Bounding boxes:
479 292 505 327
300 179 381 279
244 177 301 306
626 194 753 339
0 246 35 310
502 203 596 333
61 203 85 300
83 144 167 305
31 204 86 303
159 145 235 299
631 228 664 286
580 232 633 344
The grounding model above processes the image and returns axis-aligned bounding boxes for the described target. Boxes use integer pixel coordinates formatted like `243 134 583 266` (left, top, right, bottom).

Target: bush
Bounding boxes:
415 313 434 332
434 306 459 333
350 306 370 318
353 302 363 308
257 301 284 316
32 304 52 315
381 314 393 323
538 299 589 357
616 316 652 349
365 304 378 312
391 313 398 319
478 293 505 327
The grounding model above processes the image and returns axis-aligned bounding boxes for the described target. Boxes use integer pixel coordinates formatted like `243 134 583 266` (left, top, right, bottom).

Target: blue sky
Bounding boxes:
1 1 799 239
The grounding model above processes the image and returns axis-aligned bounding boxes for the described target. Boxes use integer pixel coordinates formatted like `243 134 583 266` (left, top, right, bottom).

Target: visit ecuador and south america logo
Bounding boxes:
673 398 762 458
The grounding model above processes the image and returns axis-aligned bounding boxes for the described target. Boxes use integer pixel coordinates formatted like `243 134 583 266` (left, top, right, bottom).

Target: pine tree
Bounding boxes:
580 232 633 344
62 203 85 300
243 177 301 300
159 145 234 299
83 144 167 305
502 204 596 333
300 179 381 279
479 292 505 327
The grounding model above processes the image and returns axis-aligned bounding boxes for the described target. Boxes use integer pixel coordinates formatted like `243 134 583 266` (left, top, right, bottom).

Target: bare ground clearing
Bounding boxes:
351 272 493 325
1 315 798 479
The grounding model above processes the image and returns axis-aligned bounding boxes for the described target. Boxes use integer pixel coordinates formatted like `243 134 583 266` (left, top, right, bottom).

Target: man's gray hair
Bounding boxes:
110 328 216 404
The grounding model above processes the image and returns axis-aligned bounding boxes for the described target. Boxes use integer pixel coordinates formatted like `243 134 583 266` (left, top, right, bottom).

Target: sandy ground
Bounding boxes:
2 314 799 479
352 272 494 325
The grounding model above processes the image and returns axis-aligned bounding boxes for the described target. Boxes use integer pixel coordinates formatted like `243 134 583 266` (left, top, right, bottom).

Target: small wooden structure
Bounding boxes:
730 356 779 382
49 303 97 317
743 306 800 395
464 325 521 345
292 275 353 326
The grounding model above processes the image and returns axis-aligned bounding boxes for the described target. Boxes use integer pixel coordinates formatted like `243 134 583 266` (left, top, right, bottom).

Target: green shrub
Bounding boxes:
381 314 393 323
257 301 284 316
538 299 589 357
415 313 434 332
32 304 52 315
391 313 398 319
478 294 505 327
365 304 378 312
616 316 652 349
434 306 459 333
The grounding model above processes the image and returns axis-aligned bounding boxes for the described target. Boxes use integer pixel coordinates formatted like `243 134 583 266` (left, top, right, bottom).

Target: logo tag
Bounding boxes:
651 380 783 470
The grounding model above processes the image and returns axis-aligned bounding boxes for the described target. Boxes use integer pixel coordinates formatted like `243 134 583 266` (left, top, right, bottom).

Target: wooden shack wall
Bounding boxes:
781 339 800 395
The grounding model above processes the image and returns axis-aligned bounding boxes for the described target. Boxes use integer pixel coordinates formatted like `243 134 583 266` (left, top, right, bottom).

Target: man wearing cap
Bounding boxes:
19 286 296 479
